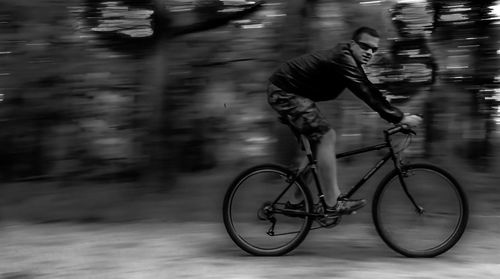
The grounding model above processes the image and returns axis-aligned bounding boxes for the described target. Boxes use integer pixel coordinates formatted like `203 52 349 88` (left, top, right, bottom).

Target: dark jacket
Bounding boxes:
269 43 404 124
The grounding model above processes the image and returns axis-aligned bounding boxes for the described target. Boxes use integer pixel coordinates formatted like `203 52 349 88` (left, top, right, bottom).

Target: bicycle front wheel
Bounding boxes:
373 163 468 257
223 164 313 256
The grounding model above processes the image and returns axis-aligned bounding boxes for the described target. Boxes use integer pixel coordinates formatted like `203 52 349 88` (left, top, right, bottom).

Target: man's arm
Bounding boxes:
332 51 404 124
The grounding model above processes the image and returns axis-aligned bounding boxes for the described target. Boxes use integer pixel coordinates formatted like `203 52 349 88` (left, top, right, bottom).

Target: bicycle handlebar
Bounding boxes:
385 114 422 136
385 124 416 136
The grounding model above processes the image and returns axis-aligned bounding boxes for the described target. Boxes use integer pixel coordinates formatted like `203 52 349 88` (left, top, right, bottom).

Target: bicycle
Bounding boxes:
222 116 469 257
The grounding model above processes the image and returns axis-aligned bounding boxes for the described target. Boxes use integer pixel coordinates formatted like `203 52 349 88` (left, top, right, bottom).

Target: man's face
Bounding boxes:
350 33 380 65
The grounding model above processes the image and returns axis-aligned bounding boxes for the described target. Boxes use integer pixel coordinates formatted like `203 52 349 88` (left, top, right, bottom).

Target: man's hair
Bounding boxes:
352 27 379 41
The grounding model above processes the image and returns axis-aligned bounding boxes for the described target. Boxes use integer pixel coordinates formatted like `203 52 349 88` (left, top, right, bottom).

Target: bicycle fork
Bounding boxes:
396 168 425 214
386 133 424 214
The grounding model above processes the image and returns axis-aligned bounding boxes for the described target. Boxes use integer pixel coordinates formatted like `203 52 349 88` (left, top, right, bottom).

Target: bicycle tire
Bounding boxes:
223 164 313 256
372 163 468 257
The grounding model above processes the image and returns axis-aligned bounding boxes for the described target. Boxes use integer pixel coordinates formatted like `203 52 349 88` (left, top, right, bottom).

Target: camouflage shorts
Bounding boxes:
267 83 331 142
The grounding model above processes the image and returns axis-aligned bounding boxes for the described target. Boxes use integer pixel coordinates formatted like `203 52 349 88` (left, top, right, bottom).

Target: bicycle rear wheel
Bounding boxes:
372 163 468 257
223 164 313 256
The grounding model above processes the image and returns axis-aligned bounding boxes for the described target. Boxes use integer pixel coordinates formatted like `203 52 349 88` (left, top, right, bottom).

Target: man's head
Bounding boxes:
350 27 380 65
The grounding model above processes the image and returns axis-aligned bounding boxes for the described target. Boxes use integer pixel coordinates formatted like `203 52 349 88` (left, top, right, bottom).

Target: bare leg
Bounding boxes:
315 129 341 206
294 129 340 205
295 129 365 213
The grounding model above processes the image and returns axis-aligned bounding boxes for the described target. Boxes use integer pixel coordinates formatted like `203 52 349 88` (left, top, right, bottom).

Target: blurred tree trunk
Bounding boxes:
464 0 497 166
279 0 318 59
139 37 176 189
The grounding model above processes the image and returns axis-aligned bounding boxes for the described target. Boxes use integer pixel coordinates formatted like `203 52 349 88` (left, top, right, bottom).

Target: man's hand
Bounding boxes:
400 114 422 128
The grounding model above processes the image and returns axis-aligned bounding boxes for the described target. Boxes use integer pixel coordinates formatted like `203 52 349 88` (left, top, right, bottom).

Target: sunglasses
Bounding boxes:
355 41 378 53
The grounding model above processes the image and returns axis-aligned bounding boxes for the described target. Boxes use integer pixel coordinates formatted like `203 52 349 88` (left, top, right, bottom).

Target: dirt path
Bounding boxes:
1 219 499 279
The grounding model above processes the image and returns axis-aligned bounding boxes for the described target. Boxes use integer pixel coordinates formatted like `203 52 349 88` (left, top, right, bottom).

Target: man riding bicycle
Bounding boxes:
267 26 422 215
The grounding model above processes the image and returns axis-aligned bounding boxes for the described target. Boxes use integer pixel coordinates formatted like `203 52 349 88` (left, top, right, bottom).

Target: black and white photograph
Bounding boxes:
1 0 499 278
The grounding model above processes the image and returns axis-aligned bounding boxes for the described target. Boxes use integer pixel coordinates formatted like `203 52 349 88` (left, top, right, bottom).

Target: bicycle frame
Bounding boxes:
274 128 420 217
336 143 394 200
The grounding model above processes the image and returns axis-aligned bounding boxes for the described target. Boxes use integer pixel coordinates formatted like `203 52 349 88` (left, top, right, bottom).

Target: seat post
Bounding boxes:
278 115 316 163
300 135 317 165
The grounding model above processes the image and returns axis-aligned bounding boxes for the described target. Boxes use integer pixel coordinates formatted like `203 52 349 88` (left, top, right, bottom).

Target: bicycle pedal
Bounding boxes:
323 213 340 218
317 215 342 228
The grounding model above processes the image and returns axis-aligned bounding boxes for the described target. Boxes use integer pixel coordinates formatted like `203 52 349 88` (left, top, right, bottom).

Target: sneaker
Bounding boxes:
325 198 366 215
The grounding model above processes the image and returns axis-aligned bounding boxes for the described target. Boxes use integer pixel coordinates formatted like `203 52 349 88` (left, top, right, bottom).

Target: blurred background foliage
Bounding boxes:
0 0 499 196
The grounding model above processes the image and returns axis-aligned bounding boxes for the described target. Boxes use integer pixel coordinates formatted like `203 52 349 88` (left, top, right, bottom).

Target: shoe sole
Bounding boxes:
333 203 366 215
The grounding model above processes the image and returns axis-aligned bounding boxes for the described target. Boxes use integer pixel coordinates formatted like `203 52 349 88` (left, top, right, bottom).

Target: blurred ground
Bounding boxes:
1 220 500 278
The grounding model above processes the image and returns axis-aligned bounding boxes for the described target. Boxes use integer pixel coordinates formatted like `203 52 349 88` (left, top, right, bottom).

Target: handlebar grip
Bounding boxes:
385 124 416 136
386 126 401 135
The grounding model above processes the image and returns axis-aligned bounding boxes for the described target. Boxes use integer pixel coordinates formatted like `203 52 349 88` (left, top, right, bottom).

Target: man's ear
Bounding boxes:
348 40 355 50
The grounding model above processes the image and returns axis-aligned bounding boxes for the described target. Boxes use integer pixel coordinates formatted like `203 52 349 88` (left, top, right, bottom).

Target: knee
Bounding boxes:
320 129 336 145
326 129 336 140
